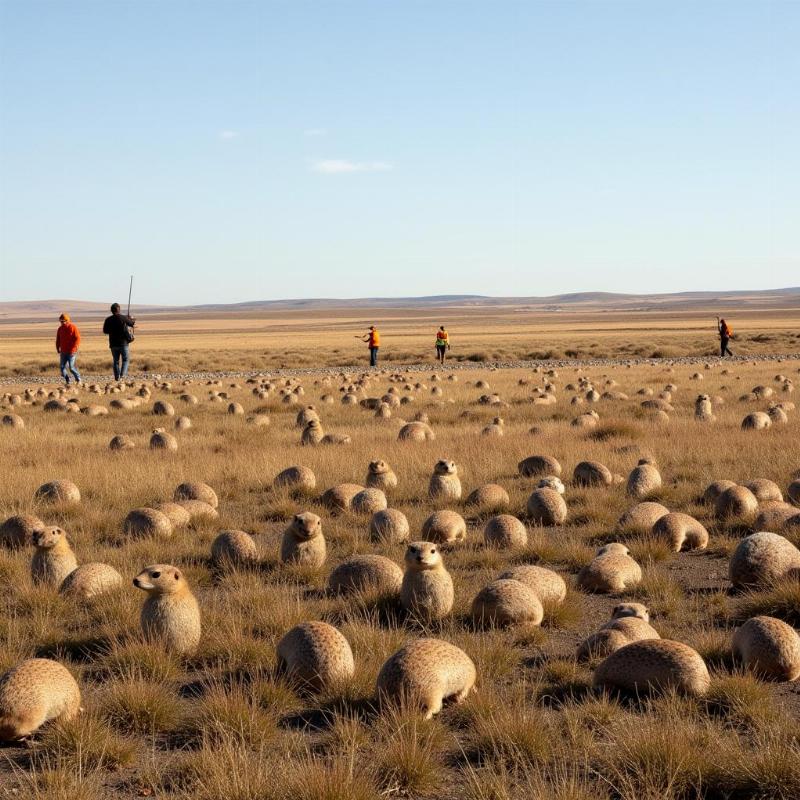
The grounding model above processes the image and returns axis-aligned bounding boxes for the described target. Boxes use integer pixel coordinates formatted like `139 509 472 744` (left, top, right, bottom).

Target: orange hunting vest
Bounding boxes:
370 330 380 347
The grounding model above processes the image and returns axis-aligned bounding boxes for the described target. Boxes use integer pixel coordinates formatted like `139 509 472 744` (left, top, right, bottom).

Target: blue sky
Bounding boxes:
0 0 797 305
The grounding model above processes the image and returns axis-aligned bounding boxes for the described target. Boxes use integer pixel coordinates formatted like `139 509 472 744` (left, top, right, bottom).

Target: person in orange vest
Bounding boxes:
435 326 450 364
717 316 733 357
55 313 82 385
357 325 380 367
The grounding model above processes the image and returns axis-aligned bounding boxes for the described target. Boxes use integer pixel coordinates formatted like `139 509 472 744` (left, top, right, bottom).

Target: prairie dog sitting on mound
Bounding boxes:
400 541 454 622
695 394 715 422
428 459 462 501
376 637 475 719
301 418 324 445
31 526 78 588
366 460 398 491
0 658 81 740
133 564 201 655
280 512 325 568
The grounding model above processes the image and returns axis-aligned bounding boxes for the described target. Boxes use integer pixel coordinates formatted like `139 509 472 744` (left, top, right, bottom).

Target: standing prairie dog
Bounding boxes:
280 512 325 568
400 541 454 622
301 418 324 445
366 459 398 491
428 460 462 501
31 526 78 588
695 394 716 422
133 564 201 655
0 658 81 740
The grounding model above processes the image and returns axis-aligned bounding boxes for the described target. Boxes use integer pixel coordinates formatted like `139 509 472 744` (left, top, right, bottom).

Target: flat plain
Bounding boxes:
2 294 800 377
1 300 800 799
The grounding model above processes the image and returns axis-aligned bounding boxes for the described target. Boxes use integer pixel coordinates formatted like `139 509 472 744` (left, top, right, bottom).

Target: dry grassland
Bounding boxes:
1 356 800 799
2 304 800 377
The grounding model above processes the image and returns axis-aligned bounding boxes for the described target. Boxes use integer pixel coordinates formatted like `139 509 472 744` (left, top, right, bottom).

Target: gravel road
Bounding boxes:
2 353 799 387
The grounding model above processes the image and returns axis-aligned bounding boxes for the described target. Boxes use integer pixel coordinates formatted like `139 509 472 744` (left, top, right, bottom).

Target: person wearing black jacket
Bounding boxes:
103 303 136 379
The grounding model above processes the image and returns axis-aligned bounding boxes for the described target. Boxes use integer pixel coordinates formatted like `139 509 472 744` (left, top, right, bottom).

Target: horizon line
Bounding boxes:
2 286 799 310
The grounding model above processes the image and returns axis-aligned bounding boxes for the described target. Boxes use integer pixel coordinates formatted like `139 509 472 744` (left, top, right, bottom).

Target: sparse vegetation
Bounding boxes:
1 353 799 797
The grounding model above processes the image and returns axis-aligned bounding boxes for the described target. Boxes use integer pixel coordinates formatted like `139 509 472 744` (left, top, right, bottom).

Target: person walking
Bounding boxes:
55 313 82 385
435 326 450 364
717 316 733 357
357 325 380 367
103 303 136 379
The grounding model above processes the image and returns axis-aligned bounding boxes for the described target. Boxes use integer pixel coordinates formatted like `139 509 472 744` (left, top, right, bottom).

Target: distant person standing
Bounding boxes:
717 316 733 357
357 325 380 367
435 326 450 363
55 313 81 385
103 303 136 379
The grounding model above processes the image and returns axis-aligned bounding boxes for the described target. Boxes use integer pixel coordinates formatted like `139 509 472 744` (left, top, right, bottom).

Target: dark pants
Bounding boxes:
436 345 446 363
369 347 378 367
720 337 732 357
111 345 130 379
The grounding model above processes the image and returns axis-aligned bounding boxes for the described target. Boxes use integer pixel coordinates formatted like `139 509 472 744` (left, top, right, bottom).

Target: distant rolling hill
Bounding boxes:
1 287 799 321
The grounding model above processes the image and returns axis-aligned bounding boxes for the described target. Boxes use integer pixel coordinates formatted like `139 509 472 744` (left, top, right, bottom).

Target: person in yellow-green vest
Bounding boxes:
435 326 450 364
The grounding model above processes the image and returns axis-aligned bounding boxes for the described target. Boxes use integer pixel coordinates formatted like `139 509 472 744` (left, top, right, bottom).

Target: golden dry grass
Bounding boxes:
2 355 800 799
1 302 800 376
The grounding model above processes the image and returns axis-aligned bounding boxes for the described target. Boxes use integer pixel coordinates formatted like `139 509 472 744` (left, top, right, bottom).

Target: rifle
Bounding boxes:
124 276 135 343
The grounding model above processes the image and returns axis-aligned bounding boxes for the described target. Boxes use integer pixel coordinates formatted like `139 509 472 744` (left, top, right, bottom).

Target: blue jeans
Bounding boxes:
59 352 81 384
111 345 130 379
370 347 379 367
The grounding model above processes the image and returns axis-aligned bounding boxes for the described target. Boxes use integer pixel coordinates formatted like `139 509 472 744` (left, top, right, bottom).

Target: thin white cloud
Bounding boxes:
219 130 239 140
304 128 327 137
312 159 393 174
